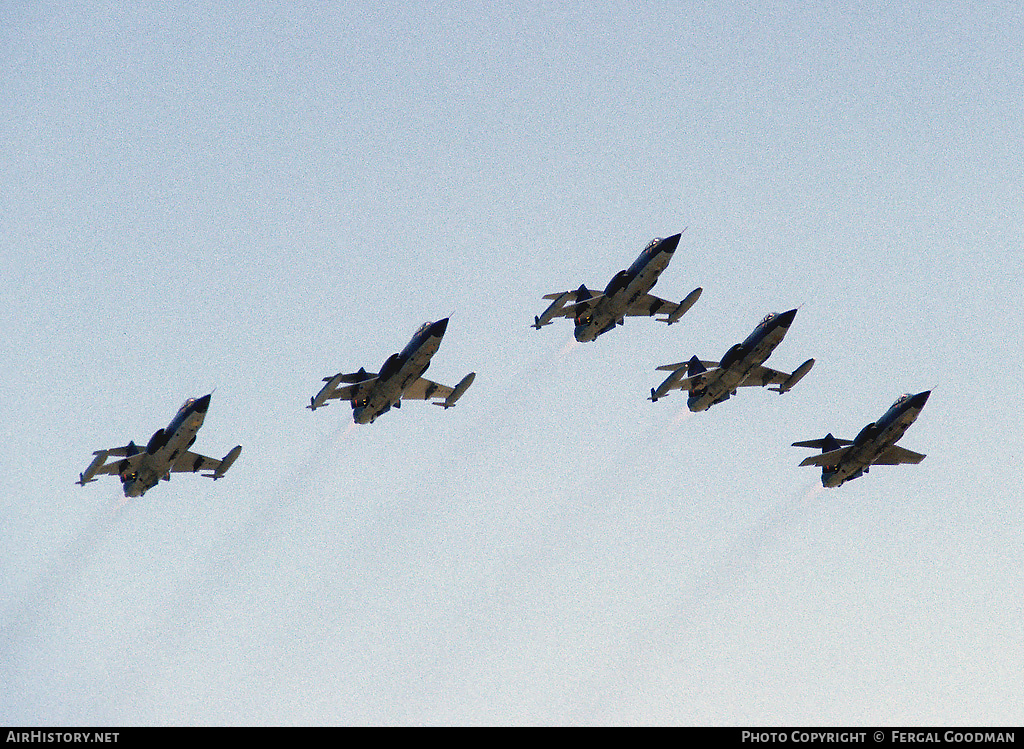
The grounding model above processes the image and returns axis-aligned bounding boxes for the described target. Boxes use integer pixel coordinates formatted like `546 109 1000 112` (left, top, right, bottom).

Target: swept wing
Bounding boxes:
308 369 379 410
403 372 476 408
798 446 851 468
874 445 927 465
86 448 145 479
172 445 243 479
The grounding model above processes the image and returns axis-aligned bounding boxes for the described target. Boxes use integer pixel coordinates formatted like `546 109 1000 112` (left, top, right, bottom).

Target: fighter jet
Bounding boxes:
307 317 475 424
532 232 702 342
793 390 931 488
77 394 242 498
649 309 815 411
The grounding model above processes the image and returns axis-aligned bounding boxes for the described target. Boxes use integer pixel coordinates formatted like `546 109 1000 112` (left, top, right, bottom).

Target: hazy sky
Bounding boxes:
2 0 1021 726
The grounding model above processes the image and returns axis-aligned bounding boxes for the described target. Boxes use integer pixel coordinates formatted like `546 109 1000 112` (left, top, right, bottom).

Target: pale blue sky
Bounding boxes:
2 0 1021 725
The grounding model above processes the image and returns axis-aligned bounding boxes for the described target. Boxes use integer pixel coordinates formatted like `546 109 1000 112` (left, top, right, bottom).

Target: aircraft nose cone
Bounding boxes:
429 318 450 337
776 308 798 328
194 394 212 413
659 233 682 254
910 390 931 409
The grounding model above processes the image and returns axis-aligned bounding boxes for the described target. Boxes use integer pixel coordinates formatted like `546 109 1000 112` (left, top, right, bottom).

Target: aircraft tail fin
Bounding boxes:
686 355 707 378
337 367 374 384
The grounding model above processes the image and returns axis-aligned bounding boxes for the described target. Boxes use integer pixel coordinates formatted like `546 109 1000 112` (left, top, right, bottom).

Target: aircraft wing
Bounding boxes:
401 377 455 401
627 293 679 318
628 287 702 323
534 289 604 327
309 370 378 410
77 447 145 485
328 381 376 402
172 451 223 473
798 446 851 467
92 451 144 476
874 445 926 465
656 366 722 394
404 373 476 408
737 365 790 388
172 446 242 479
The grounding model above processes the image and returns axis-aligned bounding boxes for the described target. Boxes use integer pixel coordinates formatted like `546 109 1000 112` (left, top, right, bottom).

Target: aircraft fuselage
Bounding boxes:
687 310 797 412
352 319 448 424
821 391 930 488
121 394 211 497
573 234 680 342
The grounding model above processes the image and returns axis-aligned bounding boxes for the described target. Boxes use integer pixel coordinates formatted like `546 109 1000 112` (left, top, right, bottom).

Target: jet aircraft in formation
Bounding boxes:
648 309 815 411
76 231 930 496
77 394 242 498
532 233 702 342
793 390 930 487
306 317 476 424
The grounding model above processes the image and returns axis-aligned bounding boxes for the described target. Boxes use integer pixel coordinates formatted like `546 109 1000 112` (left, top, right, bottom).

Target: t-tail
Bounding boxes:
792 432 846 453
687 355 707 378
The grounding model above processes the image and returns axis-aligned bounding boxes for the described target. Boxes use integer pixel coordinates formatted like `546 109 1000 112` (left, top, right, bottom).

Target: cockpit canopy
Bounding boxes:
760 312 776 325
891 393 913 409
645 237 662 252
414 322 433 336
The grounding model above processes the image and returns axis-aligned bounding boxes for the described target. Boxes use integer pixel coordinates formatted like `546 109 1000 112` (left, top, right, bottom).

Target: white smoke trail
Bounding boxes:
557 333 581 361
1 499 124 656
683 478 824 614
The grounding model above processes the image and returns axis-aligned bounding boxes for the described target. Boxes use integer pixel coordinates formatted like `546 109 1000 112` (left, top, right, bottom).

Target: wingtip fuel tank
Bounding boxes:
665 286 703 325
437 372 476 409
77 450 109 485
309 373 344 410
206 445 242 480
772 358 815 394
533 292 572 329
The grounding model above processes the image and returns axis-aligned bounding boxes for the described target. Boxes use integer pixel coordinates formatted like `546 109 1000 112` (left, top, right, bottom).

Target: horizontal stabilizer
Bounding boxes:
103 442 141 458
792 433 853 450
337 367 375 384
656 359 717 372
